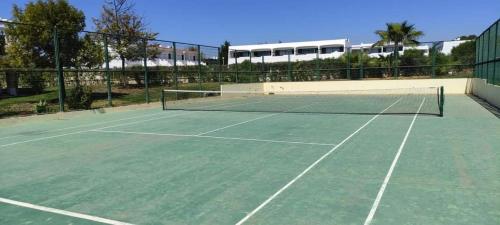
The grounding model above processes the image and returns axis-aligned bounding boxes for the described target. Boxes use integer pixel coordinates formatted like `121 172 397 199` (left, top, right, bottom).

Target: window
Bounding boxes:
369 47 382 54
321 46 344 54
234 51 250 58
274 49 294 56
168 53 172 59
181 55 185 60
193 56 196 61
297 48 318 55
383 46 403 53
253 50 271 57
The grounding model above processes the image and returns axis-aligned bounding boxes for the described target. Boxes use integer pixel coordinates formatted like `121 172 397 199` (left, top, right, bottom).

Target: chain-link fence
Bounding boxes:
0 19 477 118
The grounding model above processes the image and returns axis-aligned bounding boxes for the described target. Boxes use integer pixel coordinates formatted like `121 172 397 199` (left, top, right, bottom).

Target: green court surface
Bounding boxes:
0 95 498 225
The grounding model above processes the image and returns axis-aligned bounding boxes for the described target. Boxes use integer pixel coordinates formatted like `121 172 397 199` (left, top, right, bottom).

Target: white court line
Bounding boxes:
363 98 425 225
0 197 134 225
0 130 90 148
0 100 262 149
196 113 279 136
234 98 403 225
92 130 337 146
0 111 167 141
196 101 320 136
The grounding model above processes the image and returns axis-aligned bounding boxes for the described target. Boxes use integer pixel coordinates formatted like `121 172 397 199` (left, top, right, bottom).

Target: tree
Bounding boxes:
5 0 85 94
373 21 424 76
72 33 105 85
458 35 477 40
93 0 158 86
219 41 230 65
0 31 5 56
451 41 475 65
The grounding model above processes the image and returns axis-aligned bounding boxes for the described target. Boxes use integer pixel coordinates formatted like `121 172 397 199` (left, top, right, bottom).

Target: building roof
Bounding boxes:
230 39 348 51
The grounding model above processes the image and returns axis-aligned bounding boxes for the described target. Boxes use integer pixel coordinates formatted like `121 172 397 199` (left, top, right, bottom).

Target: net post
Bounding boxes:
143 38 149 103
161 89 166 110
53 26 64 112
104 34 112 107
439 86 444 117
197 45 202 96
173 42 178 100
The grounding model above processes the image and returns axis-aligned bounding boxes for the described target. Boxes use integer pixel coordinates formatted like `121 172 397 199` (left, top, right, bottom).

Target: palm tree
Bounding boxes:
373 21 424 77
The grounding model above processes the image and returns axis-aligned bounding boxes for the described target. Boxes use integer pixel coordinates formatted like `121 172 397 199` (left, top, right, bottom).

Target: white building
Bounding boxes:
351 43 430 58
228 39 349 64
435 39 469 55
228 39 471 64
107 44 204 68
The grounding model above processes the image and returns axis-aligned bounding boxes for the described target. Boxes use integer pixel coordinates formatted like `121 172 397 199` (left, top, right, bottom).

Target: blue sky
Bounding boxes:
1 0 499 46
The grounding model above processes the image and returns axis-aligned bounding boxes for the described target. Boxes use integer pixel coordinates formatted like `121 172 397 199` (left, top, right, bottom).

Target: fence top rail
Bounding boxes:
0 20 219 50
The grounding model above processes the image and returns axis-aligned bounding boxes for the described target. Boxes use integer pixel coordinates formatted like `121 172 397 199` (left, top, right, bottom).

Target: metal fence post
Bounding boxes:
197 45 203 96
234 52 239 83
249 53 254 83
360 49 364 79
346 49 351 79
493 22 498 84
485 29 491 83
143 38 149 103
173 42 178 99
287 51 292 81
261 56 265 81
315 50 320 80
217 47 222 87
431 42 437 78
104 34 112 106
53 26 64 112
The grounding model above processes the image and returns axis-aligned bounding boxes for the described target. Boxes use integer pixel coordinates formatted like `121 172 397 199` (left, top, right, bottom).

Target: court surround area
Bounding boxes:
0 82 499 224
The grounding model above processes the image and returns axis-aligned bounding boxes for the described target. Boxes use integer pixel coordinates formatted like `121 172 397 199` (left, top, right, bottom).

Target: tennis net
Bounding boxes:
161 87 444 116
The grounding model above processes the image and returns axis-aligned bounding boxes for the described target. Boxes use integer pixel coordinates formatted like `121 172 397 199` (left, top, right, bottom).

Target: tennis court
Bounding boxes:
0 91 499 225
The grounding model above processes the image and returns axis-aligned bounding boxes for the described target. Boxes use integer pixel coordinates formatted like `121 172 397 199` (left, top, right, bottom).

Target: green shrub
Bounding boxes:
66 85 93 110
34 100 47 114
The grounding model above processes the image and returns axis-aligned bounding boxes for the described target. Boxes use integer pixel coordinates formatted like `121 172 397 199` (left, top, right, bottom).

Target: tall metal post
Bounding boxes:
53 26 64 112
197 45 202 95
394 47 399 78
234 52 239 83
217 47 222 87
249 53 253 82
360 48 364 79
173 42 178 99
287 50 292 81
104 35 112 106
315 50 320 80
492 22 498 84
261 56 265 81
431 42 437 78
143 39 149 103
346 48 351 79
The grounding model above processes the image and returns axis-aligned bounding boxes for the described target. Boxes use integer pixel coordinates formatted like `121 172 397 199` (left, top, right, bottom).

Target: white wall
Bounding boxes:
221 78 469 94
471 78 500 108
